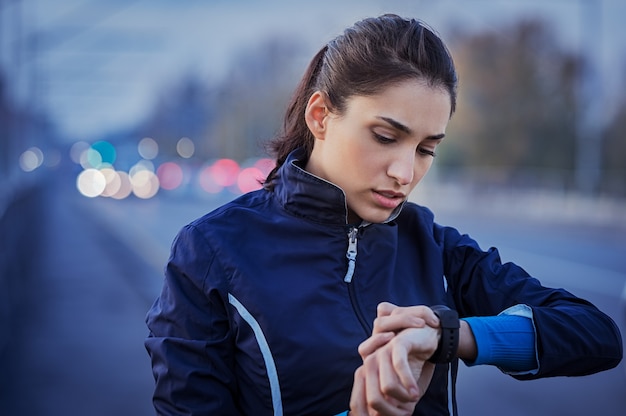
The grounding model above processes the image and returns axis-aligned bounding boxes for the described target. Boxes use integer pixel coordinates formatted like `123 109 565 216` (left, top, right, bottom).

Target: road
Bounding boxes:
0 175 157 416
1 173 624 415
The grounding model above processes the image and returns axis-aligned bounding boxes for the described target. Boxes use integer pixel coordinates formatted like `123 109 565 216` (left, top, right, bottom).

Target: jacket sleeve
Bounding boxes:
145 224 241 415
437 223 623 380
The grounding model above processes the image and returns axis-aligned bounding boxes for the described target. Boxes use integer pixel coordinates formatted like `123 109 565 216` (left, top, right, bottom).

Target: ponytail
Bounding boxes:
263 46 327 189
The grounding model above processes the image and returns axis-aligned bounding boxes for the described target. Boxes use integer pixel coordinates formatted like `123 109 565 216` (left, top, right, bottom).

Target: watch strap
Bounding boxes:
428 305 460 363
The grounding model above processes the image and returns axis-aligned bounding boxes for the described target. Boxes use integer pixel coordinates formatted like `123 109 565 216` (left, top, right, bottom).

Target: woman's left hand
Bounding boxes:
370 302 439 337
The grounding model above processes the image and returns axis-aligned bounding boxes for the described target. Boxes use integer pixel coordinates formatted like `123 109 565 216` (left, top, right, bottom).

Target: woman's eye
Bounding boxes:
373 133 395 144
418 147 437 157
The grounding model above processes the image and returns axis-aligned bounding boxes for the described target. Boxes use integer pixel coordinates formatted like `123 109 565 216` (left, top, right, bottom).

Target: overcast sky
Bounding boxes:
2 0 625 142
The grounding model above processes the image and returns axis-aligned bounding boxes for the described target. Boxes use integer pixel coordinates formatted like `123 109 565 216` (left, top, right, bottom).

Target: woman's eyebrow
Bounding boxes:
376 116 445 141
426 133 446 141
377 116 412 134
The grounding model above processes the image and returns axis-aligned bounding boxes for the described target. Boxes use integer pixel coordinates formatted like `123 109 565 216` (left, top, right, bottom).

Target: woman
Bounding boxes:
145 14 622 415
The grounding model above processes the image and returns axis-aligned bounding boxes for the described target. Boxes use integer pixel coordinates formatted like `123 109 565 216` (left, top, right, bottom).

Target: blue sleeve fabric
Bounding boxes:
462 310 538 374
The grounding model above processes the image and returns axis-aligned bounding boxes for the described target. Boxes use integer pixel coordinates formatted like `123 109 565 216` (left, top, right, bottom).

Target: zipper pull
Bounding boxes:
344 227 358 283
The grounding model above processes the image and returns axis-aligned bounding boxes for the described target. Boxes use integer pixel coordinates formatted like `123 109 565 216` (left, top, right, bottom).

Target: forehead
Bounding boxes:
343 80 452 132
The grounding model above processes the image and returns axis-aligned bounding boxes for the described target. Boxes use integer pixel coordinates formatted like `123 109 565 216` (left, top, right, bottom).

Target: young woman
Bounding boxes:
145 14 622 416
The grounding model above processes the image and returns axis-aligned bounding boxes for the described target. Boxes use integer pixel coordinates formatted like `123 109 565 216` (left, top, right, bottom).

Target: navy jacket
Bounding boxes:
145 148 622 415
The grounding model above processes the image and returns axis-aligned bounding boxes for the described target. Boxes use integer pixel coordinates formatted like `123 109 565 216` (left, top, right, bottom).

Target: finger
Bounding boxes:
370 341 417 403
390 342 419 400
374 305 439 334
358 332 394 359
373 314 426 335
363 352 420 416
377 347 405 399
377 302 397 318
363 356 400 416
349 366 368 416
391 305 439 328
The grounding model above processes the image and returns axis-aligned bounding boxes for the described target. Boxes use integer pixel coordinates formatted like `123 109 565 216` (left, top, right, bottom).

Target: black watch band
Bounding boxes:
428 305 460 364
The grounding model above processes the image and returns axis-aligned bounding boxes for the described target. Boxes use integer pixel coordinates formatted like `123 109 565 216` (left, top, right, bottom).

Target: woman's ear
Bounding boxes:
304 91 329 140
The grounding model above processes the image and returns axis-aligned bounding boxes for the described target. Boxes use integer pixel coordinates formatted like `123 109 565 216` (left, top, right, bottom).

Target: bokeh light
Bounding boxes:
70 156 274 199
70 141 90 164
77 140 117 169
84 147 103 168
237 167 264 193
76 168 106 197
198 164 222 193
90 141 116 167
254 158 275 176
138 137 159 160
99 168 122 197
110 171 132 200
129 159 155 177
130 169 159 199
157 162 184 191
211 158 240 187
19 147 44 172
177 137 195 158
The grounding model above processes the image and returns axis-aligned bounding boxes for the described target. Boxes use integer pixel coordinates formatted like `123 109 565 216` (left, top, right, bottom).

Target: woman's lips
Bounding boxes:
372 190 405 209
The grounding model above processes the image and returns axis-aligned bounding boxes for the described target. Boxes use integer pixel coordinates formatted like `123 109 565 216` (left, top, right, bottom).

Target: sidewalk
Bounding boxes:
0 177 156 416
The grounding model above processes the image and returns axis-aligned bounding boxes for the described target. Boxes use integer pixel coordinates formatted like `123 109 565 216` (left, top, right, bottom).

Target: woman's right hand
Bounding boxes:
349 325 439 415
348 303 441 415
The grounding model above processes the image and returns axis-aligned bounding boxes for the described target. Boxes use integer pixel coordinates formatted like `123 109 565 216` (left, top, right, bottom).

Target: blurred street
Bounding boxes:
0 173 157 416
1 169 625 416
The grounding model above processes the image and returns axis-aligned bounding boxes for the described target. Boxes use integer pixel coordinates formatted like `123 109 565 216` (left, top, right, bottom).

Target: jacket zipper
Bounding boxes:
344 226 373 334
343 227 358 283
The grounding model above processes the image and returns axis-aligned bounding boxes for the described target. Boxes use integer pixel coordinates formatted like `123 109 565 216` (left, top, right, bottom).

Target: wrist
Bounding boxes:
428 305 460 363
457 319 477 361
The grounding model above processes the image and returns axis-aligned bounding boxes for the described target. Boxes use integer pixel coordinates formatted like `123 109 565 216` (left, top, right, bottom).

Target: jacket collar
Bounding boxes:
273 148 404 225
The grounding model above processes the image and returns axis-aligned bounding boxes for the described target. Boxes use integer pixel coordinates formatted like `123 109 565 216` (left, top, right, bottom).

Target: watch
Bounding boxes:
428 305 460 364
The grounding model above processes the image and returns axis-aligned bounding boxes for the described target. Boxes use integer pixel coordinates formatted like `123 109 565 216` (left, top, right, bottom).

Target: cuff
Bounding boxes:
462 312 538 373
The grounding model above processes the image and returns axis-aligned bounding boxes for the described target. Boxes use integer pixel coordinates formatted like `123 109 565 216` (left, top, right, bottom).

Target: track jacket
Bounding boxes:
145 147 622 415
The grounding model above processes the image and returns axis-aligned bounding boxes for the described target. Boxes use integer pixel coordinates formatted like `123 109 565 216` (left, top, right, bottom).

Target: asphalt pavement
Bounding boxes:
0 176 156 416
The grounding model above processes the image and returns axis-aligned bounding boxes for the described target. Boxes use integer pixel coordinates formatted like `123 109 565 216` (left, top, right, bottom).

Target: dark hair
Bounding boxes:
264 14 458 188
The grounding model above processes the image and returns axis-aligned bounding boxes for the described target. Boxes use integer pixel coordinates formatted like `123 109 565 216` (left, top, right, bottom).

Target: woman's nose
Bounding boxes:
387 153 415 186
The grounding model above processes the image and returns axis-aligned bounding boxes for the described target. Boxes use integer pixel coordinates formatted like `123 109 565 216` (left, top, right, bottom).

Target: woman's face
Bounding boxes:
305 79 451 224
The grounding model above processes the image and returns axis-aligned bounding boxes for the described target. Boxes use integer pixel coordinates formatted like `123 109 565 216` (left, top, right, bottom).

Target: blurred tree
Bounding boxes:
140 74 216 161
203 36 303 161
139 36 303 163
443 19 583 190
